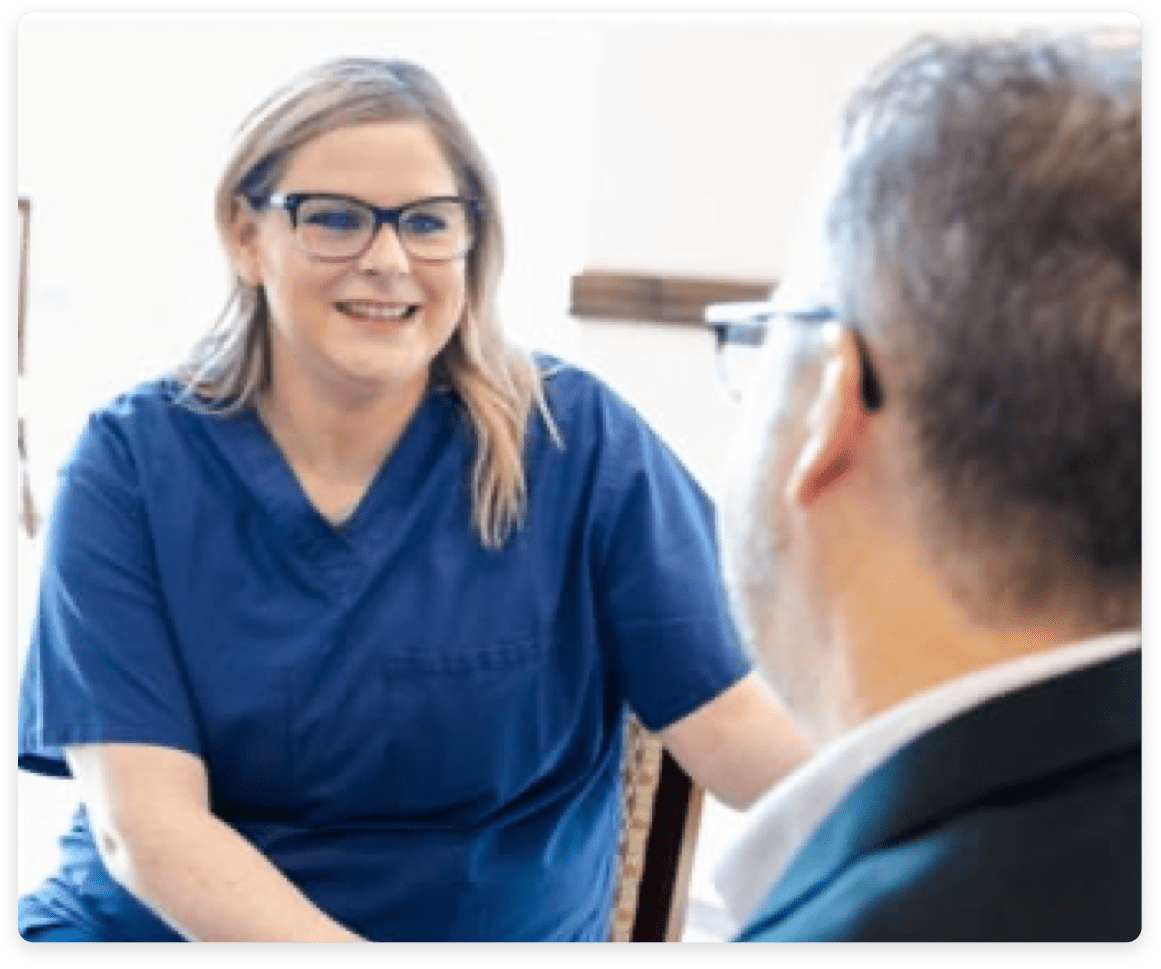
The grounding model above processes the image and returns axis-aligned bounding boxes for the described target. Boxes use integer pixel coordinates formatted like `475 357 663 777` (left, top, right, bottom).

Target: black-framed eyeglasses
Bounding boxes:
250 191 481 263
704 300 884 410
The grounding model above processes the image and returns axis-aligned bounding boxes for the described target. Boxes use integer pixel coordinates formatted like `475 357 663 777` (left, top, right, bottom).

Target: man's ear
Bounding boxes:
224 195 263 288
785 325 874 507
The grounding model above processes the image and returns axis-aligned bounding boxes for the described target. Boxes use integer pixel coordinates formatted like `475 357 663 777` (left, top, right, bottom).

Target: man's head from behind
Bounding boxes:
721 32 1141 744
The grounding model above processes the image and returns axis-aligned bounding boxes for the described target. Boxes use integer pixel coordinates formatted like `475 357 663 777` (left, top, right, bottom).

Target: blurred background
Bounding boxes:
15 11 1135 941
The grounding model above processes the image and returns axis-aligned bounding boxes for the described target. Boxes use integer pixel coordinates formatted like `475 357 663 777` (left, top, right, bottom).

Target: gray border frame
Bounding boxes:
2 7 1151 969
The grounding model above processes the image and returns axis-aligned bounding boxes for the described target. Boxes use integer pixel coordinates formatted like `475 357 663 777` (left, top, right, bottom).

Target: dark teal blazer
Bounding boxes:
736 650 1141 941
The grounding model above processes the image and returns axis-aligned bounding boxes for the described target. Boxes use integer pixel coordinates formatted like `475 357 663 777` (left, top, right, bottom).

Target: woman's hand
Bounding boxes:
659 672 813 810
65 743 365 942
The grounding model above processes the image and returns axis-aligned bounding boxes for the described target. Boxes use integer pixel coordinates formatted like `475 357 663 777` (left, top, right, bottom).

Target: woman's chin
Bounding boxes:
329 353 433 403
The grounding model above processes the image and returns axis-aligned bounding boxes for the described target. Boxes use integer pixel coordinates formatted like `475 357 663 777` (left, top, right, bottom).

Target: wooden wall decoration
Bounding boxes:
18 196 40 538
570 270 772 327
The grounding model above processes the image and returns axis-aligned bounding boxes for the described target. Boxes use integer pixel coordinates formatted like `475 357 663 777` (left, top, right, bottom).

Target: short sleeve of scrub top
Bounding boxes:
571 368 750 731
19 407 205 775
18 362 751 941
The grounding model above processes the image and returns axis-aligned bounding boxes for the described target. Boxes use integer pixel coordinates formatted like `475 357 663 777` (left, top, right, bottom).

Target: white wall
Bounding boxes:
15 10 1136 931
581 13 1135 280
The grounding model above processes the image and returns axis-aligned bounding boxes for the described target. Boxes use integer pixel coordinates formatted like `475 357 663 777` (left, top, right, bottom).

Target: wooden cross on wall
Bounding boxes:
18 196 40 538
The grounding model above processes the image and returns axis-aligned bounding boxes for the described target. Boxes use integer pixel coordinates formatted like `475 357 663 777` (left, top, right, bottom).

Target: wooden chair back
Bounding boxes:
609 716 705 942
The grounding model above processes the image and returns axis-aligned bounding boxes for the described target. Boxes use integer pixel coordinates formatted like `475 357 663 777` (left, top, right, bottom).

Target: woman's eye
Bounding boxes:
402 211 449 236
303 206 364 232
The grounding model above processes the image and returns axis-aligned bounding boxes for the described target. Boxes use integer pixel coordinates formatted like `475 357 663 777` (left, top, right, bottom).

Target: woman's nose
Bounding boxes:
357 223 411 274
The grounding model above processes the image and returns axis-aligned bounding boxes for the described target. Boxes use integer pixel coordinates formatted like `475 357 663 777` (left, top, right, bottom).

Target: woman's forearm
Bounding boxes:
661 672 813 809
98 804 365 942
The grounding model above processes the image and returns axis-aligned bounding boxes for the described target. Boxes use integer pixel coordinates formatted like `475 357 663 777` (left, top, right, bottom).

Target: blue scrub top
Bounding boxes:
18 359 751 941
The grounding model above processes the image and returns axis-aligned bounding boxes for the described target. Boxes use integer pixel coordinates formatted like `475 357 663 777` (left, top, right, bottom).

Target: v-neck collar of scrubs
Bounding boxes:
204 384 461 557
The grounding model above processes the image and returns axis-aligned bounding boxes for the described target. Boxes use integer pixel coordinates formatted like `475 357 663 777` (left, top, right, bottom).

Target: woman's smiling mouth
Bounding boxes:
336 300 419 323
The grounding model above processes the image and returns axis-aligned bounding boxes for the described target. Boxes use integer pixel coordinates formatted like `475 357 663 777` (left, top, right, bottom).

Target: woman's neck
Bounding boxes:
257 367 429 489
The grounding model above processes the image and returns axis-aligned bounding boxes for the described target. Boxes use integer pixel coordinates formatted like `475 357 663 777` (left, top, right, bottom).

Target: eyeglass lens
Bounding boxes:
296 197 474 261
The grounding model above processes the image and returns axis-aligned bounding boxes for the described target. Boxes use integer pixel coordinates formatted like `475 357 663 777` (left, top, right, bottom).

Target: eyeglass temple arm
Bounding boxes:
704 301 842 345
703 302 883 410
704 301 776 350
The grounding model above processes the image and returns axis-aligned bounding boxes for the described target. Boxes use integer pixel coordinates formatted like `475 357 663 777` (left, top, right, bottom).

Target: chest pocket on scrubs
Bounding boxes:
289 633 568 825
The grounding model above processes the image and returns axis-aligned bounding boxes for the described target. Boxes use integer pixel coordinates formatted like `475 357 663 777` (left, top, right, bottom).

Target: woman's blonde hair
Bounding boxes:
178 57 557 548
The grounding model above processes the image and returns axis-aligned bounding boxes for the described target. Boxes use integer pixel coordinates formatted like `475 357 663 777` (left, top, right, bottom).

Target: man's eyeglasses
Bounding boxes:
248 191 481 263
705 300 884 410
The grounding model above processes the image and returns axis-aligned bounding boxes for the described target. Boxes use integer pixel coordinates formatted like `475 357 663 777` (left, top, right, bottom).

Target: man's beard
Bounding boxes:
721 372 838 745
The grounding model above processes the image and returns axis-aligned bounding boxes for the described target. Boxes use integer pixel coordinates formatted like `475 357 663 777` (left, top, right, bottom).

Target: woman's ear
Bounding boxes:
785 325 875 508
225 195 263 288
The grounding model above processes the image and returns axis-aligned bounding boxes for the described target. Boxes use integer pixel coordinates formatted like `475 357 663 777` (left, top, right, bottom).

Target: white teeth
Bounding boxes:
340 302 414 322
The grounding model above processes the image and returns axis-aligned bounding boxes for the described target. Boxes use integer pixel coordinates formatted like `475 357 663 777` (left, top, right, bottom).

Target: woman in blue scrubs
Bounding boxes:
17 57 809 941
